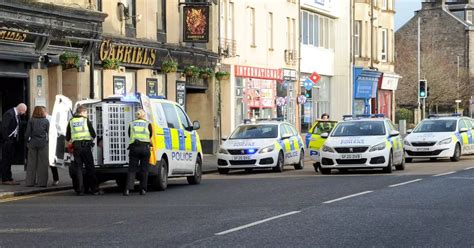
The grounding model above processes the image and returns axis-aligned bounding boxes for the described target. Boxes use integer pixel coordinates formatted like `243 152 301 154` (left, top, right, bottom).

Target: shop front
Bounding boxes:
353 67 382 116
377 72 400 121
300 73 331 133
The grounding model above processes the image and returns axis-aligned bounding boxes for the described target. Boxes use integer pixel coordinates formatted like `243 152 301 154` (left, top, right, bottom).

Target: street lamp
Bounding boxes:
455 99 462 114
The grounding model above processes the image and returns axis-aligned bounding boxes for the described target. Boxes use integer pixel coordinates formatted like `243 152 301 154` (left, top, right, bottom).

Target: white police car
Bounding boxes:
404 114 474 162
319 115 405 174
217 120 305 174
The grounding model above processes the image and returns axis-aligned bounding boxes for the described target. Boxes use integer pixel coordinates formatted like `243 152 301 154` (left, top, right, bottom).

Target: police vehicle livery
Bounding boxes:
217 120 305 174
49 94 203 191
319 115 405 174
404 114 474 162
306 120 338 172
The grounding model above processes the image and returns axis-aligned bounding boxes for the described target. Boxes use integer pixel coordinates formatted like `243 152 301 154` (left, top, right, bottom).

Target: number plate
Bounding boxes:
416 148 430 151
340 154 362 159
232 155 251 160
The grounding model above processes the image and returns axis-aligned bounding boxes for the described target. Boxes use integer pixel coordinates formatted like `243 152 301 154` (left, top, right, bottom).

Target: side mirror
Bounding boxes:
407 129 413 134
281 134 292 140
193 120 200 130
221 135 228 141
320 132 329 139
460 127 469 133
390 130 400 137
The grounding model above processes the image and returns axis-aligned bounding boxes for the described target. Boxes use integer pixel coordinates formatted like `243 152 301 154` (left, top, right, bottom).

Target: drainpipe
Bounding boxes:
370 0 374 69
297 0 301 132
89 52 95 99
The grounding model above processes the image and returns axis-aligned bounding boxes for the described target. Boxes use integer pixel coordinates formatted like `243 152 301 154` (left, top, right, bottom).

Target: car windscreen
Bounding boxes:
230 125 278 139
312 121 338 135
331 121 386 137
414 120 457 133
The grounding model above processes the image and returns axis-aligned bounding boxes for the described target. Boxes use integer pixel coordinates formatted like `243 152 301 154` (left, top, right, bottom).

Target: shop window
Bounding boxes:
235 77 245 126
162 103 181 129
93 69 102 99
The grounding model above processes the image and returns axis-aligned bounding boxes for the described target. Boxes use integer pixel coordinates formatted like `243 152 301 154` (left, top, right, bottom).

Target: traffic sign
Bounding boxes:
304 78 313 91
297 95 307 104
309 71 321 84
276 97 286 106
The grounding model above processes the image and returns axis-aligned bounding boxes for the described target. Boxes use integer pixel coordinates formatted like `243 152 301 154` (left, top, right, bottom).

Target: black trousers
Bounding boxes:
126 143 150 191
1 139 16 182
50 166 59 181
72 141 98 193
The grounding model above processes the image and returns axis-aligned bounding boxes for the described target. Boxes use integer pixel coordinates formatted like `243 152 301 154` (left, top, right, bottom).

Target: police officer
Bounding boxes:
66 105 101 196
124 109 152 196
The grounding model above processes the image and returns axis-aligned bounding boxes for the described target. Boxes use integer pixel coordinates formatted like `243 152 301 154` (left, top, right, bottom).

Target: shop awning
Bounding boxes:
354 69 382 99
381 72 401 91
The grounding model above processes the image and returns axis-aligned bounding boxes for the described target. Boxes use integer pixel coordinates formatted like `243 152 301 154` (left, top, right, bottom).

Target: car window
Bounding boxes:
332 121 386 137
312 121 337 135
176 105 192 130
280 124 293 137
459 119 468 131
230 125 278 139
463 119 473 129
152 102 167 127
385 121 393 133
161 103 181 129
414 120 457 133
289 125 299 136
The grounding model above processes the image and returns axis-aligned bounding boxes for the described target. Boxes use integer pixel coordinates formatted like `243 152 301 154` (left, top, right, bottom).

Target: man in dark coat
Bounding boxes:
1 103 27 185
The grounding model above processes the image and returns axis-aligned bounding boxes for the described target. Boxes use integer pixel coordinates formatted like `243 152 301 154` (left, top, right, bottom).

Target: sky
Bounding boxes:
395 0 422 30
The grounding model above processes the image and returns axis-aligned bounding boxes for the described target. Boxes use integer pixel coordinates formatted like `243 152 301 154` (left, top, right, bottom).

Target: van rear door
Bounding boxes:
48 95 73 167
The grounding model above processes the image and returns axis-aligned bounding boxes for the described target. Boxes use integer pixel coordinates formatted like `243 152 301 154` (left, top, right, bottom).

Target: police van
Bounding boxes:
403 114 474 162
48 94 203 190
319 114 405 174
217 119 305 174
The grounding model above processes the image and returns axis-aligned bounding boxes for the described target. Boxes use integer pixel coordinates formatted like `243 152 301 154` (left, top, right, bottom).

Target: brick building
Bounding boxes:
395 0 474 113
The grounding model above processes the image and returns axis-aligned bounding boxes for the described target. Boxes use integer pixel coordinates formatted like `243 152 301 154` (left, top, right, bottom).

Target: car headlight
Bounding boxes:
369 142 386 152
322 145 335 153
438 137 452 145
403 140 411 146
218 148 229 154
259 144 275 154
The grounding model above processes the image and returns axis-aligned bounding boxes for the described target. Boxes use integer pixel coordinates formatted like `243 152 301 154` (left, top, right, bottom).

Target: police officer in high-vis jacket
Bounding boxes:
124 109 152 196
66 105 100 196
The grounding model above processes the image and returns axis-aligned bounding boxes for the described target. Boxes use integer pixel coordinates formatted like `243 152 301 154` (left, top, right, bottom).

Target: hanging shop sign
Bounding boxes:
235 65 283 80
0 28 28 42
99 40 157 66
183 5 210 43
176 81 186 108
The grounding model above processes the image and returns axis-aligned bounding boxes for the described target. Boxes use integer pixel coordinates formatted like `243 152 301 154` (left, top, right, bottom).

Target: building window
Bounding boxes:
467 10 473 24
91 0 102 11
354 21 361 57
302 11 308 45
249 7 256 47
292 18 296 50
287 17 291 49
126 0 136 27
329 19 334 50
382 0 387 10
301 11 333 50
373 0 377 7
157 0 166 31
268 12 273 50
381 28 387 62
308 14 314 45
228 2 234 40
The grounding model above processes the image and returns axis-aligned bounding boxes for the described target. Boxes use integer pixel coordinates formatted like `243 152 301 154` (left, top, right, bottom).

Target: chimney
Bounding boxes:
422 0 446 9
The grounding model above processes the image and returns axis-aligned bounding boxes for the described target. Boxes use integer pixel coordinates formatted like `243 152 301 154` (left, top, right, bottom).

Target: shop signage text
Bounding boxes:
0 29 27 42
235 65 283 80
99 40 157 66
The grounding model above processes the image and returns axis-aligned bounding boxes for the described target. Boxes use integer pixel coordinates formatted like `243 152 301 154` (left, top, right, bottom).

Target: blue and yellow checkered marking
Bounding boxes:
163 128 172 150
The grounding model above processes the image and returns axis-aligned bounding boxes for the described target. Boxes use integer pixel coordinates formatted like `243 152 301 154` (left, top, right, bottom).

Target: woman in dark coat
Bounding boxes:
25 106 50 187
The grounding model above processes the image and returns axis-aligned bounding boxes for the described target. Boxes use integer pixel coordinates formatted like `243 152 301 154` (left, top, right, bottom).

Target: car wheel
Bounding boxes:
383 151 393 173
395 154 406 171
218 168 229 174
313 162 320 173
450 143 461 162
294 150 305 170
187 157 202 185
152 159 168 191
319 168 331 175
405 158 413 163
272 151 284 173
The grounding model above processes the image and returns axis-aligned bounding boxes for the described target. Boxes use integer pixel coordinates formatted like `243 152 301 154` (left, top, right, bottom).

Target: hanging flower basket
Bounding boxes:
59 52 80 70
199 67 214 80
161 59 178 73
102 58 120 70
183 65 200 78
215 71 230 81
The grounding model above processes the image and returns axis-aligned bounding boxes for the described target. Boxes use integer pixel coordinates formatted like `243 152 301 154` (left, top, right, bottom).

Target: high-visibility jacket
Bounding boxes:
69 117 92 141
130 119 151 144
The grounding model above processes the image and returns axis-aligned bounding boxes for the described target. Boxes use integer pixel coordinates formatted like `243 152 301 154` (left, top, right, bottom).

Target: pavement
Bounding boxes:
0 154 220 199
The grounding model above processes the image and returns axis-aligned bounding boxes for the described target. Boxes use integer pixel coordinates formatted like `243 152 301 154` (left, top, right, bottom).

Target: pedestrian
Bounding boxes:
66 105 101 196
124 109 152 196
321 113 330 120
25 106 50 187
45 110 59 186
0 103 27 185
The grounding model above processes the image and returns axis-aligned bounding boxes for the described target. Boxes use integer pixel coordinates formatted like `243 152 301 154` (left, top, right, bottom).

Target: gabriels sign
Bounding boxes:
99 40 157 66
183 6 209 43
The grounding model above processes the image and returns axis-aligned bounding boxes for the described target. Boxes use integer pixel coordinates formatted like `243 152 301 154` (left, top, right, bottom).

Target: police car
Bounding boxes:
306 120 338 172
319 114 405 174
49 93 203 191
217 119 305 174
404 114 474 162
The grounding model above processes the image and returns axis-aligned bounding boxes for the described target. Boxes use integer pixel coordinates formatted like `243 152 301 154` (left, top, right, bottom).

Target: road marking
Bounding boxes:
0 228 52 233
449 177 474 180
388 179 422 188
215 211 300 236
323 191 373 204
433 171 456 177
463 166 474 170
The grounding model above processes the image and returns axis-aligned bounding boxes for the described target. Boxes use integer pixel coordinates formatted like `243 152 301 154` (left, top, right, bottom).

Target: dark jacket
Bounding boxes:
1 108 18 142
25 117 50 148
65 114 96 142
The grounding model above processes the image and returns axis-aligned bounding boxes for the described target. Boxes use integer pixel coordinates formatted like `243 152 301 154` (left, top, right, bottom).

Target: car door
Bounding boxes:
48 95 73 167
289 124 304 161
459 119 473 154
280 124 297 163
175 104 198 173
386 120 403 164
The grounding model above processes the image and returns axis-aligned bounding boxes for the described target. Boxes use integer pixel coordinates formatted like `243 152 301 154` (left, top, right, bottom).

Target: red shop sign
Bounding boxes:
234 65 283 80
